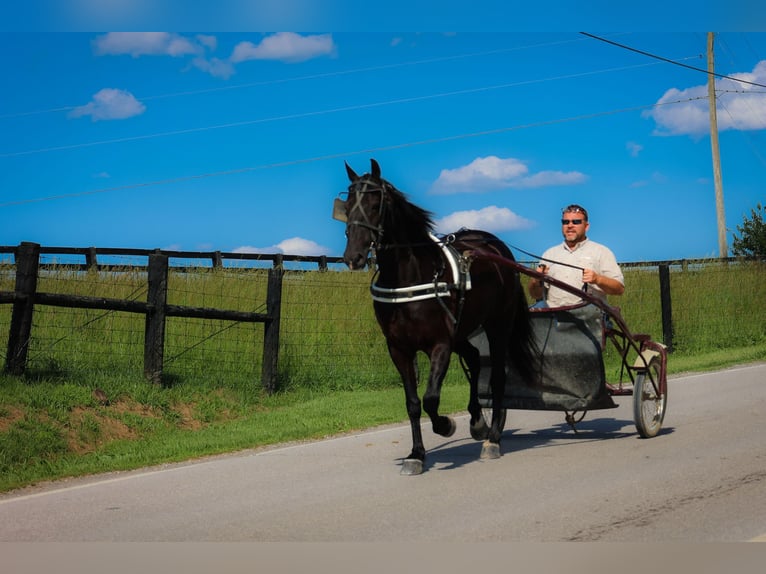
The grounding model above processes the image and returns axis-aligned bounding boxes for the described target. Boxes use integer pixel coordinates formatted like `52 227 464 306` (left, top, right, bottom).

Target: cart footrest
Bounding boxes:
606 382 633 396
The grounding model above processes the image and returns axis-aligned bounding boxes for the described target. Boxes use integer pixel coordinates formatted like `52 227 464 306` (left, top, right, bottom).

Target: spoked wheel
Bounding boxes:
481 407 507 430
633 356 667 438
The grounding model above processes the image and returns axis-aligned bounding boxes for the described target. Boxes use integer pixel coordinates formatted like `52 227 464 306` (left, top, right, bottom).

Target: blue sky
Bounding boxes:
2 30 765 263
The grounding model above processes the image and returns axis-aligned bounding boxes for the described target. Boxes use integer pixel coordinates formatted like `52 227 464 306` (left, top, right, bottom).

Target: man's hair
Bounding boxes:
563 204 588 221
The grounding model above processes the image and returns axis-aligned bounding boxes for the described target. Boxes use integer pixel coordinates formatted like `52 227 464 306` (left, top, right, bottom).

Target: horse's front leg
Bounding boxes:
388 345 426 475
455 340 489 440
422 343 457 439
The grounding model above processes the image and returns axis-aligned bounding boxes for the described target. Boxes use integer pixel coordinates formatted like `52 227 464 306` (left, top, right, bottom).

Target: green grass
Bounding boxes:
0 260 764 493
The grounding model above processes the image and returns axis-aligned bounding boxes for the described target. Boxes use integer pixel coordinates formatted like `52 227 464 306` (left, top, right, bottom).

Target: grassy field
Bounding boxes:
0 260 764 493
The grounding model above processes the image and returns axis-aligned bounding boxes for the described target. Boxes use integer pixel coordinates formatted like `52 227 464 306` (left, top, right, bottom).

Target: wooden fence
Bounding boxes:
0 244 345 272
2 242 762 389
1 242 291 391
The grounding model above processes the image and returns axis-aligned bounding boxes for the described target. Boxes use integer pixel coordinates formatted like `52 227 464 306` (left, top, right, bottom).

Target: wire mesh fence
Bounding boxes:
1 254 764 392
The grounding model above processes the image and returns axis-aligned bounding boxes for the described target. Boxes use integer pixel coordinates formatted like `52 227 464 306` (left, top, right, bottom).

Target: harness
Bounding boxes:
370 233 472 303
336 177 473 325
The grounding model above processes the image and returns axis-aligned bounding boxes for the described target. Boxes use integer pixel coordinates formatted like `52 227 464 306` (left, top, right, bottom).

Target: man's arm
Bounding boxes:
582 269 624 295
528 264 547 300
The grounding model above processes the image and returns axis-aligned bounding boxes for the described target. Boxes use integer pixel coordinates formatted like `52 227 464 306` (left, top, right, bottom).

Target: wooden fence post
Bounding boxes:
261 267 284 393
144 252 168 385
658 264 674 352
5 242 40 375
85 247 98 272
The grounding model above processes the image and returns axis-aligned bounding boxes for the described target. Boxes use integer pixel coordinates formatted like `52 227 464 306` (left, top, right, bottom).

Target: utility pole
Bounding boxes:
707 32 728 258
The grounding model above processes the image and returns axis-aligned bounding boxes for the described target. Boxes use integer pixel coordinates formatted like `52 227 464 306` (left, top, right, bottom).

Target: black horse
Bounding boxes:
334 159 537 475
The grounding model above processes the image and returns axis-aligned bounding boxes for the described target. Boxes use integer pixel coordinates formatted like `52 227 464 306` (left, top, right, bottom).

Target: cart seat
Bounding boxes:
473 302 618 411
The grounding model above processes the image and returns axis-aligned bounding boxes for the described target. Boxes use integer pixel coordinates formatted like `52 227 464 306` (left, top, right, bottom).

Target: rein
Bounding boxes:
507 242 586 272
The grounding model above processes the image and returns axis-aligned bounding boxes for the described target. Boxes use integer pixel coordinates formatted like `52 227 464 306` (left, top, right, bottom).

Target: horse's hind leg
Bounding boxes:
421 343 457 440
455 340 489 441
480 326 508 459
388 346 426 475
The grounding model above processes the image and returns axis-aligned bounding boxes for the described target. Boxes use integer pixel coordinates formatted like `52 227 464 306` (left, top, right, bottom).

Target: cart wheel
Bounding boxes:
633 356 667 438
481 407 507 431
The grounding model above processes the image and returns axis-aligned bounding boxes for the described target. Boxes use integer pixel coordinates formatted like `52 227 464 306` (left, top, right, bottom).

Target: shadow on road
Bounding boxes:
405 415 675 472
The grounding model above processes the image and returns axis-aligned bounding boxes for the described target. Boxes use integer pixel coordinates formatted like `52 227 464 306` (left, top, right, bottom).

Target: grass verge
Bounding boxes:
1 343 764 494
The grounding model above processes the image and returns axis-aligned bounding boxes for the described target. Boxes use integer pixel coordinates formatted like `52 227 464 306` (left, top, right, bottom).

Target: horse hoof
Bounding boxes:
470 419 489 441
480 441 501 459
401 458 424 475
444 417 456 437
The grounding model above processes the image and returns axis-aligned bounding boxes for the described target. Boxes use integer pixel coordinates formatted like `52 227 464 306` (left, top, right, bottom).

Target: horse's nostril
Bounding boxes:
344 255 358 270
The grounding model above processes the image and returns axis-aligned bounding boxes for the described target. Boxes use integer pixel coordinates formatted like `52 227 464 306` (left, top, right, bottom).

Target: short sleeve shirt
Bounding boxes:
539 238 624 307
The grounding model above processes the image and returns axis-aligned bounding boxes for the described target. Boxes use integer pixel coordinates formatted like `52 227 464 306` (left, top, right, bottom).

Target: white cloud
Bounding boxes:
230 32 336 63
630 171 667 188
196 35 217 51
93 32 202 58
513 171 587 188
627 141 643 157
644 60 766 136
69 88 145 121
93 32 233 79
434 206 534 235
191 57 235 79
431 156 586 194
233 237 329 256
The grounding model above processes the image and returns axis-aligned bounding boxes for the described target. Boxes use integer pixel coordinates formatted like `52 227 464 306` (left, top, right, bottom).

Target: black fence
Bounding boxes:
1 242 763 392
1 243 283 391
0 244 346 272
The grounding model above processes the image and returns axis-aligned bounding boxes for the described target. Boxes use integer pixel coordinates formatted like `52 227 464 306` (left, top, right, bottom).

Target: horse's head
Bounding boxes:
334 158 387 270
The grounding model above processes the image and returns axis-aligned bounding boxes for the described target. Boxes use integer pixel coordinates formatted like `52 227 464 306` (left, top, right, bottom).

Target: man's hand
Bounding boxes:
528 264 548 300
582 268 625 295
582 268 598 285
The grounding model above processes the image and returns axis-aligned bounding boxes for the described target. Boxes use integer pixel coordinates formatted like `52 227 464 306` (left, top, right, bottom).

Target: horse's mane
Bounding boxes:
379 179 436 247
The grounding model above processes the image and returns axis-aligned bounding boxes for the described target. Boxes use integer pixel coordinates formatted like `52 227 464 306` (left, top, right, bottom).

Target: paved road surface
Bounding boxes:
1 363 765 542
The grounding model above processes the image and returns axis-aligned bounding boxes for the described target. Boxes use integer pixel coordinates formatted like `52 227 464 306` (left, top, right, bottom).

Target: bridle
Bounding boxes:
335 175 472 323
335 176 389 246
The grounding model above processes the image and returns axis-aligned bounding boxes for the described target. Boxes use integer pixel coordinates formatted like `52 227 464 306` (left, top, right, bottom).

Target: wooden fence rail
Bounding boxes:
0 244 345 271
1 242 283 392
3 242 763 385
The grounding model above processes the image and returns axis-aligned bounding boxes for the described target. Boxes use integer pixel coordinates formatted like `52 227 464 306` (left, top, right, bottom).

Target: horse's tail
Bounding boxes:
507 283 540 385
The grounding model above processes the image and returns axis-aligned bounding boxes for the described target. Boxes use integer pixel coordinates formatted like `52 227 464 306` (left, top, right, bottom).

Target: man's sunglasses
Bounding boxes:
561 218 584 225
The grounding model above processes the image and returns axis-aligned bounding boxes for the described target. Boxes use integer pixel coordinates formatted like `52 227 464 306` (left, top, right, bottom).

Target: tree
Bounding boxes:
731 202 766 257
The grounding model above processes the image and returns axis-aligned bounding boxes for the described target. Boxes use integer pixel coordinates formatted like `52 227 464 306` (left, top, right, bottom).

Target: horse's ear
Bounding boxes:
370 158 381 179
345 161 358 182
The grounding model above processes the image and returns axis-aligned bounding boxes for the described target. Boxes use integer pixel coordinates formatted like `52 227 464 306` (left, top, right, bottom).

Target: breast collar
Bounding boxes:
370 233 471 303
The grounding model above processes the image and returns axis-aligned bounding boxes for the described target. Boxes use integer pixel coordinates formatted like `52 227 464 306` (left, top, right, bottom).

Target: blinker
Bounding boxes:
332 197 348 222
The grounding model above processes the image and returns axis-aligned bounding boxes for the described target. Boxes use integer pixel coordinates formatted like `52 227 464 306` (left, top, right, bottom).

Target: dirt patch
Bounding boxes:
176 403 203 430
66 407 138 455
110 398 162 419
0 406 25 432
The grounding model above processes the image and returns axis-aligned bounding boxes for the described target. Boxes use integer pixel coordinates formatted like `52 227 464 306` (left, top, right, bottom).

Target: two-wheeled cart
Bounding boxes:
469 255 668 438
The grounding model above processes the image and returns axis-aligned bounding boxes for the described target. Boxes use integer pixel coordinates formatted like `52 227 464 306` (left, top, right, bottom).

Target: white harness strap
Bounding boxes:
370 233 471 303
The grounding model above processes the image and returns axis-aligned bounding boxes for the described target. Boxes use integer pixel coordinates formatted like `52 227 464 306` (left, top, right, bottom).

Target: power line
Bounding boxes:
0 36 591 121
0 59 691 159
580 32 766 89
0 96 707 208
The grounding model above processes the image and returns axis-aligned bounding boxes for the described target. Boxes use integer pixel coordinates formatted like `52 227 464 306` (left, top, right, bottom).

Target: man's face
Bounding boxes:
561 211 589 245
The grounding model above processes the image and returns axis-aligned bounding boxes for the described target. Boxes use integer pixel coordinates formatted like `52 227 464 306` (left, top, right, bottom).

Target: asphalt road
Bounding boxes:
1 363 765 543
